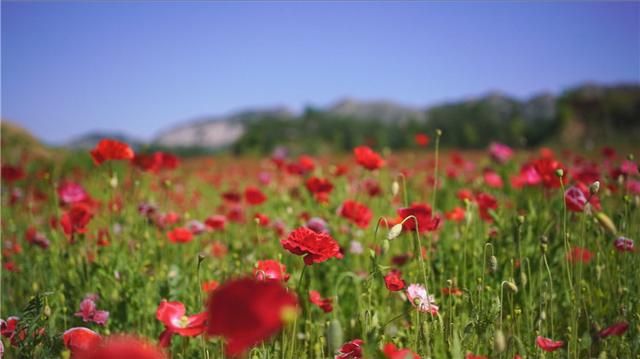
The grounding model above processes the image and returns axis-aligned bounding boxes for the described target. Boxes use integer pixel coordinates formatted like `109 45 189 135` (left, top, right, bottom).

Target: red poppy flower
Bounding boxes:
254 260 290 282
339 200 372 228
222 191 242 203
281 226 343 265
536 336 564 352
207 278 299 357
354 146 384 170
305 177 334 202
384 270 405 292
336 339 363 359
205 215 226 231
441 287 463 296
63 327 101 356
598 321 629 338
245 186 267 205
61 203 94 237
475 193 498 223
533 157 567 189
90 139 135 165
1 317 19 338
415 133 430 147
465 354 487 359
156 300 207 347
445 207 465 222
382 343 420 359
201 280 219 293
167 227 193 244
397 203 440 233
75 335 166 359
567 247 592 264
309 290 333 313
1 165 25 183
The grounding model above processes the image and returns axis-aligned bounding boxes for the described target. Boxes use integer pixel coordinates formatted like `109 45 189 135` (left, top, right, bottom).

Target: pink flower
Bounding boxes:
488 142 513 163
57 182 89 205
483 169 503 188
406 284 438 315
536 336 564 352
74 294 109 326
565 186 587 212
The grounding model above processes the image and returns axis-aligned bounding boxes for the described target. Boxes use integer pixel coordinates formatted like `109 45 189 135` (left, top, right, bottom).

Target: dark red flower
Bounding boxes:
63 327 101 357
90 139 135 165
305 177 334 202
76 335 166 359
254 260 290 282
614 236 634 252
281 226 343 265
475 193 498 223
336 339 364 359
339 200 372 228
156 300 207 347
536 336 564 352
354 146 384 170
382 343 420 359
25 227 50 249
397 203 440 233
207 278 299 357
1 165 25 183
245 186 267 205
309 290 333 313
205 215 226 231
61 203 94 237
384 270 405 292
598 321 629 338
167 227 193 244
222 191 242 203
1 317 19 338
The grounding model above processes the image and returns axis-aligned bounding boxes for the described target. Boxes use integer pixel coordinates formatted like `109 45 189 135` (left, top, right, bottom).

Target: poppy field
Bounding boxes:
1 136 638 359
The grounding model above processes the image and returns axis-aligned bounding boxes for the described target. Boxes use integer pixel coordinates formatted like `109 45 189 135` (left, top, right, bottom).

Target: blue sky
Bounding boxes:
2 1 639 143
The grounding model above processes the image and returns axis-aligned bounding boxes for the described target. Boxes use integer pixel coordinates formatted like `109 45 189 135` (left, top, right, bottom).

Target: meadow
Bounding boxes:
1 135 638 359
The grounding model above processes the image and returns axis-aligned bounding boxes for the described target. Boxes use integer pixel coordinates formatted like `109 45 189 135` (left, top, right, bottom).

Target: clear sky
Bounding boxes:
2 1 639 144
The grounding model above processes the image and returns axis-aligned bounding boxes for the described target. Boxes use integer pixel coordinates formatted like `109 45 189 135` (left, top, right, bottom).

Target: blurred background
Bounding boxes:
1 1 639 155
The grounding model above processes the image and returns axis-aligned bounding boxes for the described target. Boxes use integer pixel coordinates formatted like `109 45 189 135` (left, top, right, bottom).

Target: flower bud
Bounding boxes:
589 181 600 195
436 129 442 137
387 223 403 240
595 212 617 235
326 319 344 355
494 329 506 353
488 256 498 274
555 169 564 178
391 181 400 197
505 281 518 293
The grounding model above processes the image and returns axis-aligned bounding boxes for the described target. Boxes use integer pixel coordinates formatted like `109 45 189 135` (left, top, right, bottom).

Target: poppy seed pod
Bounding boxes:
326 319 343 355
436 129 442 137
555 169 564 178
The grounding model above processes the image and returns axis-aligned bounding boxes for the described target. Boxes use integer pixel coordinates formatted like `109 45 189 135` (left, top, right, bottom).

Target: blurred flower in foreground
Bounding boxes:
90 139 134 165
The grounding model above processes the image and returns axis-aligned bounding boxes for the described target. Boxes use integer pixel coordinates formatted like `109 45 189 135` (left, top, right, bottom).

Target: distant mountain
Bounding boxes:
152 107 295 149
67 132 145 150
327 98 426 122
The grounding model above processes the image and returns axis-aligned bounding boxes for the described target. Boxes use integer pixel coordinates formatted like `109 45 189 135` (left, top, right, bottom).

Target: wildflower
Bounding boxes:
339 200 373 228
207 278 298 357
565 186 587 212
90 139 135 165
306 217 330 234
63 327 101 356
415 133 430 147
384 270 405 292
335 339 363 359
167 227 193 244
536 336 564 352
483 169 503 188
614 236 634 252
281 226 343 265
25 227 50 249
75 335 166 359
75 294 109 326
156 300 207 347
476 192 498 223
57 182 89 205
397 203 440 232
204 215 226 231
406 284 438 315
61 203 94 237
309 290 333 313
306 177 334 202
201 280 219 293
382 343 420 359
598 321 629 338
244 186 267 205
567 247 593 264
254 260 290 282
488 142 513 163
354 146 384 170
